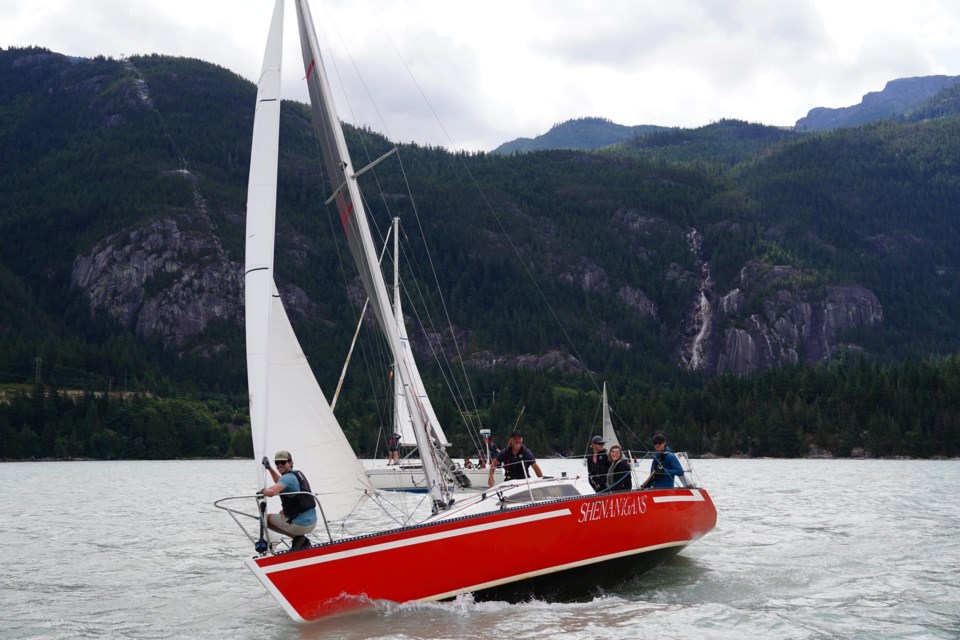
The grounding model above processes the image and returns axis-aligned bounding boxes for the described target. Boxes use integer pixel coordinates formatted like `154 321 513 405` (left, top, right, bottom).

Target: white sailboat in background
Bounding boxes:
363 218 489 491
601 382 621 449
217 0 716 622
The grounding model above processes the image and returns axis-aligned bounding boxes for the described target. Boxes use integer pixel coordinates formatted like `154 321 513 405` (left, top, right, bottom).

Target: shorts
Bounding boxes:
268 513 316 537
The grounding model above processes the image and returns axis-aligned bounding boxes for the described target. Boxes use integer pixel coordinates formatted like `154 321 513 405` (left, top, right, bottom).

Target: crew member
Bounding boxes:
586 435 610 492
261 450 316 550
640 434 684 489
488 430 543 486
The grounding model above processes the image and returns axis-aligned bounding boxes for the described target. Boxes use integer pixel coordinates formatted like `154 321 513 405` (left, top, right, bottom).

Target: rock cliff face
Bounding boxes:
69 195 882 376
72 211 242 352
466 349 587 374
71 169 244 353
686 260 883 376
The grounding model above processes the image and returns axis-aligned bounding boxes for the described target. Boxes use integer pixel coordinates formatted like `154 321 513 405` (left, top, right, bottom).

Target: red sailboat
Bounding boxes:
217 0 717 622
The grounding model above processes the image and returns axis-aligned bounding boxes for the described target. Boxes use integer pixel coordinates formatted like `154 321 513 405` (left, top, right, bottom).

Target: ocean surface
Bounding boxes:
2 458 958 639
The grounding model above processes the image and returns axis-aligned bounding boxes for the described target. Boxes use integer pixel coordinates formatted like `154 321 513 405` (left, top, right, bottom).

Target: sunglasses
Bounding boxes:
275 460 289 466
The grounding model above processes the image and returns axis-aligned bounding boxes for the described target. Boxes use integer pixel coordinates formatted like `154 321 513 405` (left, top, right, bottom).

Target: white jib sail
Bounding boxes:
245 0 373 522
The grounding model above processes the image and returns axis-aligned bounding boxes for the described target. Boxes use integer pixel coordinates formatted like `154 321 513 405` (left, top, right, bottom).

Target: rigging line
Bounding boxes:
458 163 599 393
331 224 393 409
313 1 465 409
341 119 486 439
361 0 456 151
315 98 481 439
392 208 476 414
397 270 485 455
304 18 397 439
394 234 482 441
316 0 399 151
607 403 644 449
312 126 392 443
313 1 486 436
358 0 600 394
312 0 392 200
395 151 489 426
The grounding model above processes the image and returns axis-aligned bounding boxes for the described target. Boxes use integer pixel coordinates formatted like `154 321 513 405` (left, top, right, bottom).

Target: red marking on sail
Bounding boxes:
336 194 354 235
304 58 316 80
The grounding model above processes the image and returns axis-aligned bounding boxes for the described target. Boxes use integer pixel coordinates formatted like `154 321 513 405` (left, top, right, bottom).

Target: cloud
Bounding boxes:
2 0 959 150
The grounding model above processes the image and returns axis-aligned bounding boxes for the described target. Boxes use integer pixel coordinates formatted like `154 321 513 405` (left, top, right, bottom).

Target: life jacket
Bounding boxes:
279 469 316 522
500 446 531 480
388 433 400 447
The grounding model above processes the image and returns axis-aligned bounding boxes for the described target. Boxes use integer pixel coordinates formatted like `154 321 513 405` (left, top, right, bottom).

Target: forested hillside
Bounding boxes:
1 47 959 459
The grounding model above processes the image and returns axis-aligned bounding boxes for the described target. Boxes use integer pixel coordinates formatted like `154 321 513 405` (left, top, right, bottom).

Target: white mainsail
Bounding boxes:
245 0 373 522
294 0 452 507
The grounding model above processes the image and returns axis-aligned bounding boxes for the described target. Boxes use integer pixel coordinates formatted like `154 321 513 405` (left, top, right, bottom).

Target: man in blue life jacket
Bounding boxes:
488 429 543 487
260 450 317 550
640 433 684 489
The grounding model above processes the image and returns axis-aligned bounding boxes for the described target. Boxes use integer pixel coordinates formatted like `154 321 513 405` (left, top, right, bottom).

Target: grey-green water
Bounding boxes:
1 458 957 639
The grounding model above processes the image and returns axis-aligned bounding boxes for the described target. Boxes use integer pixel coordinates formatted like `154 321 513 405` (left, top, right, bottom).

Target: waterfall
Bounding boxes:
683 228 713 370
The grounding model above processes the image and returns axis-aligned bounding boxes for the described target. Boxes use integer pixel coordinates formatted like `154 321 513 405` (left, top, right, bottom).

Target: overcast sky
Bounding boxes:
3 0 959 151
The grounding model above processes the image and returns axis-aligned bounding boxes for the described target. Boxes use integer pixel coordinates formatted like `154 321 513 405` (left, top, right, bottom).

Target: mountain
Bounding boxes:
491 117 665 154
495 76 960 154
617 119 800 166
795 75 960 130
904 82 960 123
4 47 960 459
4 49 960 388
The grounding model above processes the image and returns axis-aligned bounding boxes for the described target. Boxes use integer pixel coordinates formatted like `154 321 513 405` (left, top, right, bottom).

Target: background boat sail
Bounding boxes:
601 382 621 448
363 218 469 492
218 0 716 622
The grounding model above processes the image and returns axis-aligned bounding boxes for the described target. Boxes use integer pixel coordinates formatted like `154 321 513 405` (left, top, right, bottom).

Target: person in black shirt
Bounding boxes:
606 445 632 492
488 430 543 486
586 435 610 492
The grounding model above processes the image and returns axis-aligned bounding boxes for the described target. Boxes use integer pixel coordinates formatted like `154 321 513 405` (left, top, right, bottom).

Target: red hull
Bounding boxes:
247 487 717 621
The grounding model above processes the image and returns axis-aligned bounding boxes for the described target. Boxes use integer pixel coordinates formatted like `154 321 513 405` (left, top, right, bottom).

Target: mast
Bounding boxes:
294 0 452 510
392 217 410 444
